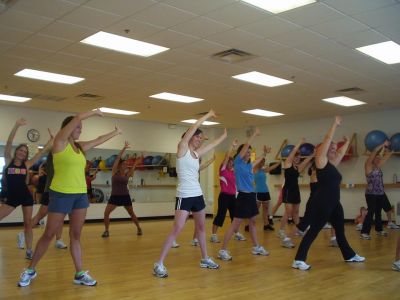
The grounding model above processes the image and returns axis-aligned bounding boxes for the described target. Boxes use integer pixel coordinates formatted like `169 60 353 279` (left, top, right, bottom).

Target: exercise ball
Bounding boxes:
152 155 165 166
299 143 315 156
143 156 154 169
105 155 117 168
364 130 388 152
390 133 400 152
31 156 47 171
281 144 295 158
337 141 353 162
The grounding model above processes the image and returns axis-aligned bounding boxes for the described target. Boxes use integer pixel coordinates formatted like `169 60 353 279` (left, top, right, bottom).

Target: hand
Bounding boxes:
232 139 238 148
384 140 390 147
16 118 27 126
335 116 342 126
93 109 104 117
124 141 130 149
342 136 348 143
300 137 306 144
222 128 227 137
254 127 260 136
115 125 122 135
263 145 271 154
208 109 217 118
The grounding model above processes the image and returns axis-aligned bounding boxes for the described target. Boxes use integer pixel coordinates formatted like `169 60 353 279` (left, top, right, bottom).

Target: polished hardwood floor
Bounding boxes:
0 217 398 300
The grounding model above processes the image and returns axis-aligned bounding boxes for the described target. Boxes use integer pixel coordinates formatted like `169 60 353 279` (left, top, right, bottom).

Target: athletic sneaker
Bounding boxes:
294 229 305 237
73 271 97 286
263 224 274 231
234 232 246 241
252 245 269 256
210 234 220 243
18 269 37 287
330 237 338 247
355 223 363 231
137 228 143 236
376 230 388 236
282 237 295 248
360 233 371 240
268 216 274 225
191 238 199 246
218 249 232 261
392 260 400 271
153 262 168 278
292 260 311 271
387 222 400 230
288 218 294 224
323 223 332 229
200 257 220 269
17 232 25 249
55 239 68 249
278 229 286 240
101 231 109 238
345 254 365 263
25 249 33 260
38 219 46 227
171 241 180 248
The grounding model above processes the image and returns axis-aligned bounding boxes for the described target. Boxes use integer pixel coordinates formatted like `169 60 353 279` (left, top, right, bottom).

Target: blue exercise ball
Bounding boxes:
364 130 388 152
105 155 118 168
390 133 400 152
152 155 165 166
299 143 315 156
281 144 295 158
31 156 47 172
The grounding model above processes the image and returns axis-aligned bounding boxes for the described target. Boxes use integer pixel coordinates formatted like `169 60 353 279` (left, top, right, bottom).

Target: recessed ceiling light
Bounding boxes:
232 71 293 87
356 41 400 64
14 69 84 84
81 31 169 57
242 109 284 117
150 92 204 103
322 96 366 107
98 107 139 115
0 94 31 102
242 0 316 14
181 119 219 126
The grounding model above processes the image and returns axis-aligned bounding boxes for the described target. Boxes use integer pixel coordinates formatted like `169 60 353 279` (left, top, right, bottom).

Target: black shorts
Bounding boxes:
282 186 301 204
40 192 50 206
256 192 271 202
234 192 258 219
175 195 205 212
5 191 34 208
108 195 133 206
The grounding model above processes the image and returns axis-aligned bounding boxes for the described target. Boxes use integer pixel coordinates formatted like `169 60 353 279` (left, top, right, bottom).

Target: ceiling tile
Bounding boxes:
40 21 97 41
22 34 72 52
0 25 32 44
171 16 232 39
324 0 396 16
352 4 400 28
10 0 78 19
85 0 157 17
0 10 53 32
163 0 236 15
310 17 370 40
105 18 164 39
240 16 301 39
146 29 199 49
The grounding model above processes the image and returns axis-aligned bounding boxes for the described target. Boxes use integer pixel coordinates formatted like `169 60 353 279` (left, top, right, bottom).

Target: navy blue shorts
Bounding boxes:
175 195 205 212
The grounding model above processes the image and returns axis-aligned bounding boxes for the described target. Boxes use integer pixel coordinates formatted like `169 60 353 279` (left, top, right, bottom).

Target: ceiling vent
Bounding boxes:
76 93 103 100
15 92 66 102
211 48 256 63
335 87 365 95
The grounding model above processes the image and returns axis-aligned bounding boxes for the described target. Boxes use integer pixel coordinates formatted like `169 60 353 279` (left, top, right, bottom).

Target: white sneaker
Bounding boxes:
387 222 400 230
191 238 199 246
252 245 269 256
38 219 46 228
292 260 311 271
392 260 400 271
294 229 305 237
282 237 295 248
200 257 220 269
218 249 232 261
323 223 332 229
376 230 388 236
18 269 37 287
153 262 168 278
171 241 180 248
55 239 68 249
73 271 97 286
355 223 363 231
234 232 246 241
278 229 286 240
360 233 371 240
330 237 338 247
210 234 220 243
345 254 365 263
17 232 25 249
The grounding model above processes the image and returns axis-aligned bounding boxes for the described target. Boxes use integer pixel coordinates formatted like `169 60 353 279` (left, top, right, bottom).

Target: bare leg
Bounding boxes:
69 208 87 272
22 206 34 251
193 209 207 258
103 204 117 232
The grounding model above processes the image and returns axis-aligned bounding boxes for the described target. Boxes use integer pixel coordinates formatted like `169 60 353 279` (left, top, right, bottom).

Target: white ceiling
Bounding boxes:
0 0 399 128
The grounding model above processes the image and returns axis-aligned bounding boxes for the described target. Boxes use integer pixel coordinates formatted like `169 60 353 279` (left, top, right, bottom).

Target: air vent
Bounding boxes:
15 92 66 102
76 93 103 101
335 87 365 94
211 48 256 63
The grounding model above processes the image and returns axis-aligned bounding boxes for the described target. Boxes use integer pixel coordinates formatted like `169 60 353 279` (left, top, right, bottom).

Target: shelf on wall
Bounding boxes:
274 183 400 189
92 184 176 189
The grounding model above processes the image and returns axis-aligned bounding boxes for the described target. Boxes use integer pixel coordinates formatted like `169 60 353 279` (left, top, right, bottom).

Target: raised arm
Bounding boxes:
263 160 281 173
252 145 271 168
26 129 54 169
238 127 260 159
331 135 350 166
365 140 391 173
177 109 217 158
112 141 129 176
79 125 122 153
378 143 393 168
316 116 341 168
297 153 314 173
221 139 238 171
4 118 26 165
197 128 228 157
284 138 304 168
199 154 216 171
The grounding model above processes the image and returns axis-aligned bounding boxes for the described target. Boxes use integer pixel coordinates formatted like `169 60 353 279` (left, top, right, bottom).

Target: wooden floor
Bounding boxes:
0 217 398 300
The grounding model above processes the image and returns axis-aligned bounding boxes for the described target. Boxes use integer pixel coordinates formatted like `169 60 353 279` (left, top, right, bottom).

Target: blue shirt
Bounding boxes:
234 155 254 192
254 169 268 193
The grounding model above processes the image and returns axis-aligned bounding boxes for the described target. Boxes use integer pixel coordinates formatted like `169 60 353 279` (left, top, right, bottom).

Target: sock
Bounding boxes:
76 270 85 277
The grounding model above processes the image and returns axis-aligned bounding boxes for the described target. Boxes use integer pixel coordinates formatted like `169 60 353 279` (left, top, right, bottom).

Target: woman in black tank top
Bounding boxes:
0 118 53 259
292 116 365 271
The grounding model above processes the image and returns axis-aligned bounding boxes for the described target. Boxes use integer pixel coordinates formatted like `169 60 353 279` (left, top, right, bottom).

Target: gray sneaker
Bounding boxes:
376 230 388 236
392 260 400 271
387 222 400 230
345 254 365 263
73 271 97 286
218 249 232 261
330 238 338 247
234 232 246 241
282 237 295 248
153 262 168 278
200 257 220 269
292 260 311 271
252 245 269 256
191 238 199 246
25 250 33 260
55 240 68 249
18 269 37 287
210 234 220 243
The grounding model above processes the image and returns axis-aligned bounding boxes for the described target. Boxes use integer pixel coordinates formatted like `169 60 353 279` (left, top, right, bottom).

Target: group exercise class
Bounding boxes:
0 0 399 299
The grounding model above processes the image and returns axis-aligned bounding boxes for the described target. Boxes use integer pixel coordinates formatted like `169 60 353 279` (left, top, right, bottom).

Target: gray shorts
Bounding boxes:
48 190 89 214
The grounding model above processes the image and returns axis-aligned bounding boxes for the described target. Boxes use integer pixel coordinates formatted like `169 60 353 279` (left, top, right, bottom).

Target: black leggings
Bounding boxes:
295 201 355 261
361 194 384 234
213 193 236 227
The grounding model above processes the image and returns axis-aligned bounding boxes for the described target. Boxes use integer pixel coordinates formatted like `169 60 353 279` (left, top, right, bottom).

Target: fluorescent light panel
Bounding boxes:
356 41 400 64
14 69 84 84
232 71 293 87
242 0 316 14
322 96 366 107
98 107 139 115
242 109 284 117
81 31 169 57
0 94 31 102
181 119 219 126
150 92 204 103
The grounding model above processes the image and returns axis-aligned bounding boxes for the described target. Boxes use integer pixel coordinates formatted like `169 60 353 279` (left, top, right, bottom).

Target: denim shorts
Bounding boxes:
48 189 89 214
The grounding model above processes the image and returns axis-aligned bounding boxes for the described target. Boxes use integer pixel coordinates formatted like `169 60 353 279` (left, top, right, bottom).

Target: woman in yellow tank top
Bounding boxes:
18 109 121 287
